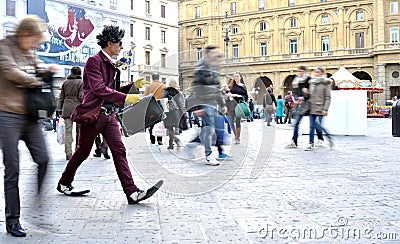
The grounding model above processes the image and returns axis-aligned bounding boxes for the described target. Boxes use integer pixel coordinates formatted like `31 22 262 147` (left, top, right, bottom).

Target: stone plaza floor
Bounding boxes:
0 118 399 243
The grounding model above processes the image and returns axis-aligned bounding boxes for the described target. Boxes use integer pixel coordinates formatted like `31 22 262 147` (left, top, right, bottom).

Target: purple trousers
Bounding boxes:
59 113 138 196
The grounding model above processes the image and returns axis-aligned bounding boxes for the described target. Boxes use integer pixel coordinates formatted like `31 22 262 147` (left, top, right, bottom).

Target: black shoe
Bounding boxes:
127 180 163 204
93 149 101 157
101 148 110 159
57 183 90 196
167 145 174 150
157 141 163 145
6 223 26 237
66 155 71 160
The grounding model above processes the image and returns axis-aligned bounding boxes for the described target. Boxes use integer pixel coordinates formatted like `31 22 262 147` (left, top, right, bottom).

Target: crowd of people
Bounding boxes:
0 14 334 238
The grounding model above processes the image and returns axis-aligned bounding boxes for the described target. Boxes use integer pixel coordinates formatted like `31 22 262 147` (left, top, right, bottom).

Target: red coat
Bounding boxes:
71 51 133 124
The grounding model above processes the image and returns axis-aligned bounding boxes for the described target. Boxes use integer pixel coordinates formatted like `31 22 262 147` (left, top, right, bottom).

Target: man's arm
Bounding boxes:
85 57 126 107
59 84 65 109
143 84 150 96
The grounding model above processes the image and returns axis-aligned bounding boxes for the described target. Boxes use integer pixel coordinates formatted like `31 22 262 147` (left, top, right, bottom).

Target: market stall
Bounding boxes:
334 67 385 118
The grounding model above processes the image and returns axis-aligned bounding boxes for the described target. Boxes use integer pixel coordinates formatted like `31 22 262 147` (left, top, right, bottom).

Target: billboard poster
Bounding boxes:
31 1 104 66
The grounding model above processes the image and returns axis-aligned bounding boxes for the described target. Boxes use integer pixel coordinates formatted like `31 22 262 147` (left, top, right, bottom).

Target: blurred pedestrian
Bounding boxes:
60 66 82 160
305 67 333 151
192 45 227 165
0 15 51 237
286 66 324 148
284 91 294 124
248 98 255 122
230 71 248 144
57 25 162 204
144 73 166 145
263 87 276 126
162 78 185 150
275 95 284 124
93 135 110 159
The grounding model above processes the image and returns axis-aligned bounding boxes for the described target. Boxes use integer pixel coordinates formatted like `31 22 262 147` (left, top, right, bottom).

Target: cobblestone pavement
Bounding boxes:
0 118 399 243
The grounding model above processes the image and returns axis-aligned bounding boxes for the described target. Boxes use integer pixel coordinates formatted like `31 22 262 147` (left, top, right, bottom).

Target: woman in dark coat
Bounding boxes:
230 72 248 144
162 79 185 149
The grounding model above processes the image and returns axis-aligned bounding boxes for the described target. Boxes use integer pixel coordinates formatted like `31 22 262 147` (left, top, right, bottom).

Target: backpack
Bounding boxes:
285 95 294 108
264 92 273 105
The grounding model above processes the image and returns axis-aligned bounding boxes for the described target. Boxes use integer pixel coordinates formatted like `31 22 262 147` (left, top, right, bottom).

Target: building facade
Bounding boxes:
1 0 27 37
179 0 400 105
131 0 179 83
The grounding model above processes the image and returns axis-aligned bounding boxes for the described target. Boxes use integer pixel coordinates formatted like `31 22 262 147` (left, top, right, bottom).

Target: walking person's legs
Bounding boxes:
315 115 334 149
75 122 79 150
0 112 24 233
200 107 219 166
101 115 139 196
64 118 73 159
59 117 102 188
22 121 49 193
291 113 303 147
101 139 110 159
166 126 175 149
149 124 156 144
235 116 241 144
306 114 317 150
94 135 102 157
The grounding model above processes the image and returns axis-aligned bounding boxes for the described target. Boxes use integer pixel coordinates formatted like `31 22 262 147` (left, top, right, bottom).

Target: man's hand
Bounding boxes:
322 110 328 116
125 94 140 104
134 78 150 89
221 106 228 115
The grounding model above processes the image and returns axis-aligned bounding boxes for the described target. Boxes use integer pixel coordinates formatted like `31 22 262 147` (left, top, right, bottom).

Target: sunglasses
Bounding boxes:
110 41 123 46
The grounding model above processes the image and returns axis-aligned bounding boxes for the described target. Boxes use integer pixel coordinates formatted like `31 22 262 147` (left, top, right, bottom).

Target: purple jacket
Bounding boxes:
71 51 133 124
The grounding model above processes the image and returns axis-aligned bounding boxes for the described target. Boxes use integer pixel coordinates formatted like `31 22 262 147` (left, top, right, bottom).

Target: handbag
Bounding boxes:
56 118 65 145
235 101 251 118
117 95 164 137
298 100 311 116
26 86 56 120
152 121 165 137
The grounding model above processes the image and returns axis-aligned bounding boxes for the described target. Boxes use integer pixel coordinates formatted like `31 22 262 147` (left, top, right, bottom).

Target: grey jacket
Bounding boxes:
309 76 332 116
191 58 225 108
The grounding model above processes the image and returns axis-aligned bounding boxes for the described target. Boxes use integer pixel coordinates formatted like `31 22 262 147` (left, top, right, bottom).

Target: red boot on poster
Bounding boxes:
57 9 76 39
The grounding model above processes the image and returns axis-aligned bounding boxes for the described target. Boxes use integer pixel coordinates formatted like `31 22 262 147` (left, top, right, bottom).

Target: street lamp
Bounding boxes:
222 11 230 84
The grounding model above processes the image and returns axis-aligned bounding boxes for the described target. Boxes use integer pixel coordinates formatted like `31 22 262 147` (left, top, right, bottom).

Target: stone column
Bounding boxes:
337 7 345 50
374 0 386 50
375 64 388 103
273 15 280 55
304 11 311 53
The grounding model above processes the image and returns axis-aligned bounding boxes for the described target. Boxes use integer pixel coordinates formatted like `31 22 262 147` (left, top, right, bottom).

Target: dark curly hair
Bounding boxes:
96 25 125 48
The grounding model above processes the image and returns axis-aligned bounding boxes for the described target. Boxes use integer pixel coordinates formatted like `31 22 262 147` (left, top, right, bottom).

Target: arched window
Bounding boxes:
260 21 266 31
195 28 202 38
290 18 296 28
232 25 239 34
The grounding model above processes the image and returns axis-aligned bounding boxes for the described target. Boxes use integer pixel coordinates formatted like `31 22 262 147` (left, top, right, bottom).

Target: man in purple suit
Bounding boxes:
57 25 162 204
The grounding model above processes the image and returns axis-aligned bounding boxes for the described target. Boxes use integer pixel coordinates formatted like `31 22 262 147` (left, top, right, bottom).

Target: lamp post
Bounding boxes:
127 43 135 83
222 11 230 84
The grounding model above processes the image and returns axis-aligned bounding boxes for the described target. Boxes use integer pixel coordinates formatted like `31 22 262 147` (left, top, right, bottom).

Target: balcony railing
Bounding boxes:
347 48 369 54
179 48 374 68
313 51 333 56
385 43 400 49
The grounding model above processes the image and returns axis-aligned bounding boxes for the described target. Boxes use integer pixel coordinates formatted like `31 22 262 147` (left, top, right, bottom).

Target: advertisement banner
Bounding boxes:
29 1 105 66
